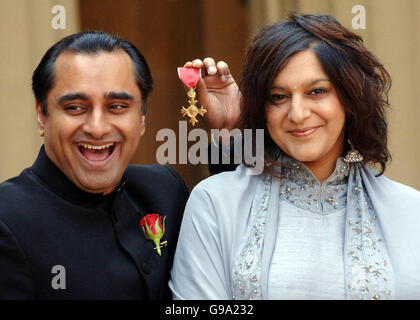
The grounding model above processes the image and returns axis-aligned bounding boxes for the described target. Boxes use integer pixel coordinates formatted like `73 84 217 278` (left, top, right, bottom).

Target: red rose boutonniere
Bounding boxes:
140 213 167 256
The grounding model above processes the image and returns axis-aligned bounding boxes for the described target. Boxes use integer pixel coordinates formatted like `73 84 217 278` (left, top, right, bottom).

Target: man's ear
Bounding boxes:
140 115 146 136
35 101 46 137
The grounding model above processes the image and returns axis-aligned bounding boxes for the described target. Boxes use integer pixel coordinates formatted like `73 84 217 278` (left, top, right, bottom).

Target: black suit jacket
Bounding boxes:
0 147 188 299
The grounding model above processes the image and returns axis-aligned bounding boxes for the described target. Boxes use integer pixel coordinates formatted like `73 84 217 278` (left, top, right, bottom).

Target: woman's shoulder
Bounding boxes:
193 164 255 193
376 173 420 201
187 164 260 212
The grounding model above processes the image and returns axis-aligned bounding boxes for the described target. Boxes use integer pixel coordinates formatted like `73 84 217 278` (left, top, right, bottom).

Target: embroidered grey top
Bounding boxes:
268 155 349 299
169 156 420 300
279 155 349 213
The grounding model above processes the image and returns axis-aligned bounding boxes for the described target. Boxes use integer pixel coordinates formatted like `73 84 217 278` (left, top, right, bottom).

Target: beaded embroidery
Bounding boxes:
344 165 393 299
231 174 271 300
280 155 349 214
231 155 393 300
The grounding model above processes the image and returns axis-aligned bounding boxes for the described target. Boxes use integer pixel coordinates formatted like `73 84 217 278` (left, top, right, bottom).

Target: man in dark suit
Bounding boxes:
0 31 239 299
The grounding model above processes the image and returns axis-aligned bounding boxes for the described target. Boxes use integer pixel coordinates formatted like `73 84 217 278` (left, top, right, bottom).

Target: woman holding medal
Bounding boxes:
169 14 420 299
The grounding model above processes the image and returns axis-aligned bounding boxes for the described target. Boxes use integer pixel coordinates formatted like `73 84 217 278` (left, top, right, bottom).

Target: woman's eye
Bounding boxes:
308 88 327 95
270 93 288 103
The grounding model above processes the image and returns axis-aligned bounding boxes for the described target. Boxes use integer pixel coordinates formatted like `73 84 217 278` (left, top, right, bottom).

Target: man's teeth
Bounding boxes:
79 143 114 150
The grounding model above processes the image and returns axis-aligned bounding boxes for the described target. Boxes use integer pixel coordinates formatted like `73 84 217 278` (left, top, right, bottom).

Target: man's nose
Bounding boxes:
82 107 111 139
288 95 311 123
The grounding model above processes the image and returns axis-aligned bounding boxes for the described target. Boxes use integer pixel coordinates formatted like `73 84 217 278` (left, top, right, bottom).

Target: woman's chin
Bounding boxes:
284 150 323 164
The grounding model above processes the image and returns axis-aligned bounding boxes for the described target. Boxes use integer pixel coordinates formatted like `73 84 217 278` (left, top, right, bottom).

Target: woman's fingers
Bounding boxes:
203 57 217 75
191 59 204 68
182 58 231 81
216 61 230 75
216 61 231 82
183 59 203 68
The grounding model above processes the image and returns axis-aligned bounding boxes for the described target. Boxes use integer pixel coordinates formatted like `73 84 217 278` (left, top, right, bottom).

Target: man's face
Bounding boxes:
36 50 145 194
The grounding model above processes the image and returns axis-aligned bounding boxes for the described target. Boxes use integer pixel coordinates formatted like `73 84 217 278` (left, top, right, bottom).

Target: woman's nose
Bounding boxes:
288 95 311 123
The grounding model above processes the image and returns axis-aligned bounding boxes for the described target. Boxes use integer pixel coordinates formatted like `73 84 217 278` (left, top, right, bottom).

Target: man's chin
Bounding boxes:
76 175 121 195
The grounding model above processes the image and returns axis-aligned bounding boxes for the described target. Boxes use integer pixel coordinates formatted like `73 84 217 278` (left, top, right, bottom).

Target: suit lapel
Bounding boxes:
111 189 164 299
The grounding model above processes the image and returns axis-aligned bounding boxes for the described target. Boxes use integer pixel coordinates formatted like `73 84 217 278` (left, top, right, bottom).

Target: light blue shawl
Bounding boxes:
169 159 420 299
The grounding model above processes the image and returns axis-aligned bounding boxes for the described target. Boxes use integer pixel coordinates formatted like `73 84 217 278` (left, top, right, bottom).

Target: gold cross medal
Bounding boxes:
177 67 207 126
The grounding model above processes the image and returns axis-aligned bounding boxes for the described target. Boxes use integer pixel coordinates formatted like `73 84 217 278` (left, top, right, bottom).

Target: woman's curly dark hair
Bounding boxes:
236 14 391 175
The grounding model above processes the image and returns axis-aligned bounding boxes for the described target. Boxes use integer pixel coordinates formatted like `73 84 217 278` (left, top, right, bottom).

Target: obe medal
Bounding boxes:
177 67 207 126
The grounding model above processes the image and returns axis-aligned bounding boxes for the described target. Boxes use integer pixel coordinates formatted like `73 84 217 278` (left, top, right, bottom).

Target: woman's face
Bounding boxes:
265 49 346 168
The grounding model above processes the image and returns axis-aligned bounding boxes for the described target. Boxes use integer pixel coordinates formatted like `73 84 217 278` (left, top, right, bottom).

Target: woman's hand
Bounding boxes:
182 58 241 130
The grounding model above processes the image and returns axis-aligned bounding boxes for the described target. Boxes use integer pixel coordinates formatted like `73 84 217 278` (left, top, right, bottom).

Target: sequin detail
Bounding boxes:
231 175 271 300
344 165 393 299
231 155 393 300
280 155 349 214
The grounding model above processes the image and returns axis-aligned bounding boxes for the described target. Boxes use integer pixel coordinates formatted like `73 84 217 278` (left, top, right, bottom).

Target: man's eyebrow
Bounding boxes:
104 92 134 101
58 92 89 103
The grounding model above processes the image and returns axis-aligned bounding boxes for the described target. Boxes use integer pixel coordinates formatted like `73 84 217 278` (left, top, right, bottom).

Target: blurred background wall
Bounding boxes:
0 0 79 183
0 0 419 190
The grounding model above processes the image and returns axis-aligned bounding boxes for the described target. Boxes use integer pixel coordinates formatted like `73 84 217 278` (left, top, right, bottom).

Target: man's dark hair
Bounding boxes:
32 31 153 115
237 14 391 175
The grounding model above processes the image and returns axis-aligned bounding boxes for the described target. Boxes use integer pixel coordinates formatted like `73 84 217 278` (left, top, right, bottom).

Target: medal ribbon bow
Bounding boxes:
178 67 201 88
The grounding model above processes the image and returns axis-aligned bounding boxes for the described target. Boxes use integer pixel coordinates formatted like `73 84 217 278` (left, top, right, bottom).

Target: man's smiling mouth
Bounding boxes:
77 142 116 162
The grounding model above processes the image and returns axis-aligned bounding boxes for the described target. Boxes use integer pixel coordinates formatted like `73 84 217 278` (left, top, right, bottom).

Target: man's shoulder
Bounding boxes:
126 163 179 180
0 168 42 226
124 163 188 200
0 168 34 205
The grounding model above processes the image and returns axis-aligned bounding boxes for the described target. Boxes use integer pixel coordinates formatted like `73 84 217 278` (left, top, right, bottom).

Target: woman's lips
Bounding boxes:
288 126 320 137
